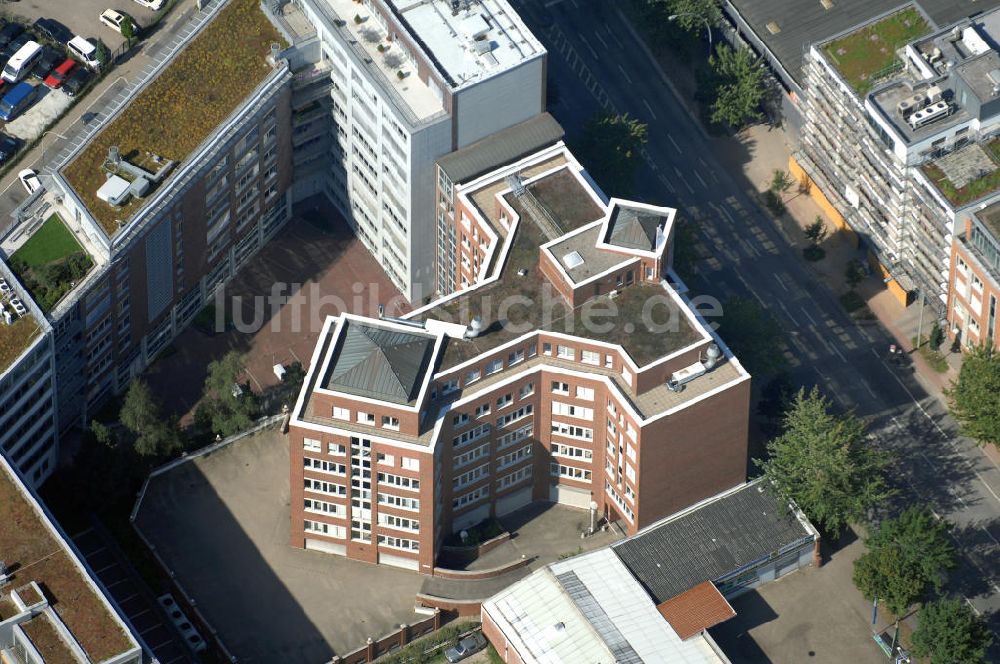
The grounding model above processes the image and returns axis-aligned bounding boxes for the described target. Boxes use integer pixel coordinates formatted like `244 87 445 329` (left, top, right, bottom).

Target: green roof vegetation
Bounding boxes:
0 314 41 374
823 7 929 95
10 214 93 312
922 139 1000 207
63 0 286 236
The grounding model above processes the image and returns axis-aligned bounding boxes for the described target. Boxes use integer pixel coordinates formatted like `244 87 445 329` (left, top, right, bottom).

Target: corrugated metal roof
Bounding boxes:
437 113 565 183
612 482 813 604
324 321 435 404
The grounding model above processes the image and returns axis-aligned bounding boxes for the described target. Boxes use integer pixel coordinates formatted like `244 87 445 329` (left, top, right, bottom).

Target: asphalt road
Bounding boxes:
512 0 1000 642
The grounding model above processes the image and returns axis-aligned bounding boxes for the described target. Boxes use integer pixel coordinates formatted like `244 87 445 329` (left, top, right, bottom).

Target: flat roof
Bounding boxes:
0 313 41 375
0 455 138 662
728 0 994 88
61 0 286 237
975 198 1000 238
921 139 1000 208
388 0 544 89
613 480 815 604
484 548 728 663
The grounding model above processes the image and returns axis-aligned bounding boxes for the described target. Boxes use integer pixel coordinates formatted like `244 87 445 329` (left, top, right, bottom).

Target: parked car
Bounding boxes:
132 0 164 10
44 58 77 89
0 22 24 50
2 41 42 84
33 18 73 46
0 133 20 165
17 169 40 195
100 9 134 35
31 46 63 80
0 82 38 121
62 67 91 97
67 36 101 70
444 634 487 663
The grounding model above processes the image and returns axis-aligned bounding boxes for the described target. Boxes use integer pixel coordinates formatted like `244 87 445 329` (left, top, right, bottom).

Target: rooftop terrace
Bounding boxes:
822 6 930 95
7 214 93 313
0 458 136 662
0 313 41 375
62 0 285 236
921 139 1000 207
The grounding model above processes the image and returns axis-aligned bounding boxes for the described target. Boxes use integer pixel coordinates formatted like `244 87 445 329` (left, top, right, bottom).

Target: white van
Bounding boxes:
2 41 43 84
67 36 101 70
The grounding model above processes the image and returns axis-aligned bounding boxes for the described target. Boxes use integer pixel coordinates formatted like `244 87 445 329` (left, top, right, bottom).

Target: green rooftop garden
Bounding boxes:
63 0 286 236
823 7 929 95
921 139 1000 208
9 214 93 312
0 314 41 374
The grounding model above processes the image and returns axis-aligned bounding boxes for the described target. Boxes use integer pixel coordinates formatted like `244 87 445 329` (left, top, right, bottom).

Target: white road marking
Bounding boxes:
693 170 707 188
778 301 800 326
861 378 877 399
667 133 682 154
737 275 767 307
578 34 598 59
593 31 609 49
773 273 788 292
673 167 694 194
800 307 817 327
617 63 633 84
642 97 657 120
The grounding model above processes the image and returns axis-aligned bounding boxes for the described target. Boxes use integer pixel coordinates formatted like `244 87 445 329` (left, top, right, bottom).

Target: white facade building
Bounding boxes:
297 0 546 302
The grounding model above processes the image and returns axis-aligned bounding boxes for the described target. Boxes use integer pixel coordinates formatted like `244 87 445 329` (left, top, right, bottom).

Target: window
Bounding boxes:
605 480 634 523
304 457 347 475
381 415 400 431
497 444 532 470
497 405 533 427
496 393 513 409
378 513 419 532
304 520 347 537
604 354 614 369
454 463 489 490
625 463 636 481
377 452 395 466
498 424 533 450
626 444 636 461
581 350 599 365
543 343 553 356
328 443 346 456
576 386 594 401
453 413 470 427
442 379 459 394
453 424 491 448
357 412 375 425
486 358 503 375
303 438 321 452
465 368 481 384
551 381 570 395
455 443 489 469
332 407 350 421
551 422 594 441
508 349 524 365
475 402 491 418
378 472 420 491
973 275 984 293
519 382 534 399
552 402 594 420
557 345 574 360
379 493 420 511
550 463 592 481
402 457 420 471
453 485 490 509
304 498 345 516
552 443 593 460
304 478 347 496
497 465 532 490
378 535 420 551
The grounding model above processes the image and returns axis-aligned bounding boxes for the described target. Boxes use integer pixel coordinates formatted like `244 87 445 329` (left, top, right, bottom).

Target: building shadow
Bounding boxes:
708 590 778 664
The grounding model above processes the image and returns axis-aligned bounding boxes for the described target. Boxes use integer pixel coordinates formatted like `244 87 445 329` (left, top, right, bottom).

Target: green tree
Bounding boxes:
770 169 793 196
946 345 1000 450
120 15 136 43
716 296 785 376
660 0 722 34
197 351 259 438
94 39 110 69
852 506 955 618
757 387 894 536
282 361 307 403
708 43 765 129
845 258 866 290
929 321 945 351
757 372 794 436
804 216 828 246
911 597 993 664
120 380 181 458
574 113 648 197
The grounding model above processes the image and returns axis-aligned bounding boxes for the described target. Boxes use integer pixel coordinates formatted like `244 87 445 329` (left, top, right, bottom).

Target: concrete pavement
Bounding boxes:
511 0 1000 650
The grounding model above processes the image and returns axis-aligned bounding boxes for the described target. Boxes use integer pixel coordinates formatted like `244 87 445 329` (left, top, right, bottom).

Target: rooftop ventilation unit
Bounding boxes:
908 100 950 129
820 0 834 9
766 21 780 35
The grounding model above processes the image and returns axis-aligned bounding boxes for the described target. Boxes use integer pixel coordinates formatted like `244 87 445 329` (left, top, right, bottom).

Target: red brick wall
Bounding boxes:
949 232 1000 350
482 609 526 664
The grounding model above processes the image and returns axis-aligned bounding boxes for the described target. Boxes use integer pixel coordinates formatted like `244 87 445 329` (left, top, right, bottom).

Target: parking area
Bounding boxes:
710 533 887 663
6 0 163 52
71 524 194 664
134 425 428 662
144 198 411 421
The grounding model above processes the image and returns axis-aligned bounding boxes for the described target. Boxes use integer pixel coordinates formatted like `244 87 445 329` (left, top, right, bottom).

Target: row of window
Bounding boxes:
497 465 532 491
552 443 592 460
453 484 490 510
454 463 489 491
551 463 592 481
378 472 420 491
304 457 346 476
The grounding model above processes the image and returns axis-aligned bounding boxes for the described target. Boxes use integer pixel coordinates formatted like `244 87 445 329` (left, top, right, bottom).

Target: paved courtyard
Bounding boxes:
710 532 887 664
134 425 427 662
145 199 409 420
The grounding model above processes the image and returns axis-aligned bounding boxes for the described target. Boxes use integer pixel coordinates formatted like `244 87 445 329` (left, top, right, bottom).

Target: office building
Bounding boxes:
0 453 143 664
287 140 752 572
948 200 1000 347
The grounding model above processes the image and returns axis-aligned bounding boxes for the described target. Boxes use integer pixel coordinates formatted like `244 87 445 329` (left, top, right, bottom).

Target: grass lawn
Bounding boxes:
0 314 41 374
63 0 286 236
921 139 1000 207
11 215 84 266
824 8 929 95
912 336 949 373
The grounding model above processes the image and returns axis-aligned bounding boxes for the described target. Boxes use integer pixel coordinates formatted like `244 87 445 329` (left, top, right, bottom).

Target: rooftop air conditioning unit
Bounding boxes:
926 85 943 104
897 98 914 116
908 101 950 129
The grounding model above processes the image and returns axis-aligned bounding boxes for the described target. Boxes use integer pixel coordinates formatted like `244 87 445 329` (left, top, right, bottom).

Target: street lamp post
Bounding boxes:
667 13 713 56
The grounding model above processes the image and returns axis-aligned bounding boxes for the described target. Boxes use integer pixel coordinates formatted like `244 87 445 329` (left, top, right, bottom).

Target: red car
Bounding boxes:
44 58 77 89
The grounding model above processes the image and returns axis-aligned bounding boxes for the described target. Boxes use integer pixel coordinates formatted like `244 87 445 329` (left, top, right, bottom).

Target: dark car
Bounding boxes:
62 67 91 97
444 634 487 663
33 18 73 45
1 34 30 62
31 46 62 80
0 22 24 50
0 133 21 165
